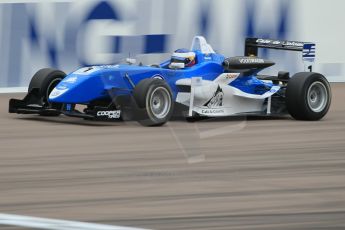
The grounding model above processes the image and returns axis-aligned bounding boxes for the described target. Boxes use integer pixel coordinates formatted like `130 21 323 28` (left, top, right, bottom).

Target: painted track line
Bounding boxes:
0 213 150 230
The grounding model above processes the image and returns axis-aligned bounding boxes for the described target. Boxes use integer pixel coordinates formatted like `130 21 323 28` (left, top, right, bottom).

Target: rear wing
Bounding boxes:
245 38 316 70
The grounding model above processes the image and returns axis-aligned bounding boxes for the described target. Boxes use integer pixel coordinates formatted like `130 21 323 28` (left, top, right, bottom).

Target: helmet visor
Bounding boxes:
171 56 193 65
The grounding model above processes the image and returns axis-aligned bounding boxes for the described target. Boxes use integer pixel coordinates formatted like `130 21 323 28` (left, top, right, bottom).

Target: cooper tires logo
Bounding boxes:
96 110 121 119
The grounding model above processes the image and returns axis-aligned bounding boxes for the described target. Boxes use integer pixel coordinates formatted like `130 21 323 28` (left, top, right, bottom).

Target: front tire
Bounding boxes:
286 72 331 120
28 68 66 116
133 78 174 126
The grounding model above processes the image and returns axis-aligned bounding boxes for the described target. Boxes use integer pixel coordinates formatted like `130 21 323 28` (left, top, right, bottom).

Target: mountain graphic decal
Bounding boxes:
203 85 224 108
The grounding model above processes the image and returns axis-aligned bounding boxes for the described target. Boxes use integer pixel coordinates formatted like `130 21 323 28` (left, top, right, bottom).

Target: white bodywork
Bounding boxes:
175 74 280 117
176 36 280 117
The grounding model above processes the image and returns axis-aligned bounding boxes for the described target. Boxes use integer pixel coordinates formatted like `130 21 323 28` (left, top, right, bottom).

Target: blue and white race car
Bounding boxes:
9 36 331 126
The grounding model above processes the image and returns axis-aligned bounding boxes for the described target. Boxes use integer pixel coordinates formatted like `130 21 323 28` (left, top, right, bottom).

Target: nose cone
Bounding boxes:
48 67 108 103
49 66 128 104
48 73 98 103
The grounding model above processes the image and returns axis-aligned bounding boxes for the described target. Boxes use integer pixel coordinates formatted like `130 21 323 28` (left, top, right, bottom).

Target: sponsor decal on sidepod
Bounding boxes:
201 109 225 114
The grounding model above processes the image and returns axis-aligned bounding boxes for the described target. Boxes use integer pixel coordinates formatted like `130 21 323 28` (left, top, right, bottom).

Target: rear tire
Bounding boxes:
133 78 174 126
286 72 331 120
28 68 66 116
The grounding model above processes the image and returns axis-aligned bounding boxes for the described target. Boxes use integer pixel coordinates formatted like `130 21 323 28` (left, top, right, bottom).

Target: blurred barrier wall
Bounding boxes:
0 0 344 88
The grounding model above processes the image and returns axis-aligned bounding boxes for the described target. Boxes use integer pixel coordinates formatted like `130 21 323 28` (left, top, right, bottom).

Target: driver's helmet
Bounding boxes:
170 48 196 67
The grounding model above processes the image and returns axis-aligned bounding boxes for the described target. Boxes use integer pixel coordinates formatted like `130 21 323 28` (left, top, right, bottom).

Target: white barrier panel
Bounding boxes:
0 87 27 93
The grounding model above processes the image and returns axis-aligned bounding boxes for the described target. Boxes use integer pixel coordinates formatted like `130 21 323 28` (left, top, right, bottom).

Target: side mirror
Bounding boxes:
126 58 136 65
169 62 185 69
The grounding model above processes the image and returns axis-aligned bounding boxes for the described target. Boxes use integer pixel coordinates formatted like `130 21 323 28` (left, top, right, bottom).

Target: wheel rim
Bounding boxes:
307 81 328 113
149 87 171 119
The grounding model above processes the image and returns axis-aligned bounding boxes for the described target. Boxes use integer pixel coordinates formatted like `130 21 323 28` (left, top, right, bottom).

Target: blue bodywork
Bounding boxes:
49 50 274 104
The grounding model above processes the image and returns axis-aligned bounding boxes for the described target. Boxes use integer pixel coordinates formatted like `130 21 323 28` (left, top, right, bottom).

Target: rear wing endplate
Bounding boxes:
245 38 316 70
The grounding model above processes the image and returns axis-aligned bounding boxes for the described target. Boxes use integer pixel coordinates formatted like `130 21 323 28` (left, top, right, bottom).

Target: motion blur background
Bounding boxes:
0 0 344 87
1 1 345 229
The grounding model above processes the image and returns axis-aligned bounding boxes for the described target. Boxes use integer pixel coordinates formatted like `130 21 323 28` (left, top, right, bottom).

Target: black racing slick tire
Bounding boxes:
133 78 174 126
286 72 331 121
28 68 66 115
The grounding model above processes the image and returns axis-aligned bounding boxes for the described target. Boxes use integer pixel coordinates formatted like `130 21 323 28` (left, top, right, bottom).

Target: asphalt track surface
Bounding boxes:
0 83 345 230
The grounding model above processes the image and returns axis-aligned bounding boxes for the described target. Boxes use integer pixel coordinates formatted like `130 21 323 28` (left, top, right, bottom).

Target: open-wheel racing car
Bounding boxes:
9 36 332 126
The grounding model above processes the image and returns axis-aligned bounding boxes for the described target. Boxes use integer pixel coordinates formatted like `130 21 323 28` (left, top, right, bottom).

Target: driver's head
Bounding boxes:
170 49 196 67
